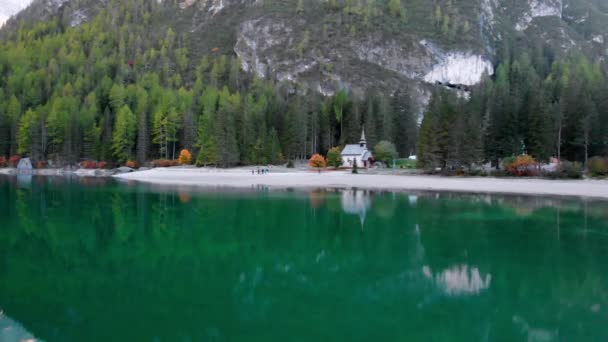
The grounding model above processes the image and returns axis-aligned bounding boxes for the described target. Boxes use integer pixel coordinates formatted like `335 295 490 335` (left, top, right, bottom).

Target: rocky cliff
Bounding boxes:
4 0 607 101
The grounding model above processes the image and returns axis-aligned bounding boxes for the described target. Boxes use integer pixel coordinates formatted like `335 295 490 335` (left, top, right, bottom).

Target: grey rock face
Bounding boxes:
233 13 497 99
235 19 293 79
352 35 433 80
5 0 605 105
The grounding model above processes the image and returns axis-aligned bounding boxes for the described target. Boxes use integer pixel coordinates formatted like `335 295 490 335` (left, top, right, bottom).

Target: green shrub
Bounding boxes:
588 156 608 177
326 147 343 168
394 158 417 169
501 156 516 170
286 160 295 168
374 141 398 165
551 161 583 179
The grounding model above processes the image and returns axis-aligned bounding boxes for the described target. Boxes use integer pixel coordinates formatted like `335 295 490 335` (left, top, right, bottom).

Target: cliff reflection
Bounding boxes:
422 265 492 296
1 176 607 341
0 311 44 342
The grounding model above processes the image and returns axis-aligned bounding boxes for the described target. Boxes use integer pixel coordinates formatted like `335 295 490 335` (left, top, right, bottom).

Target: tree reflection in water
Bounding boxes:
0 175 607 341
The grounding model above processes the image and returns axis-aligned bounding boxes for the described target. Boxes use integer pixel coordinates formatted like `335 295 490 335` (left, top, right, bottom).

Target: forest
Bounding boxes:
0 0 606 169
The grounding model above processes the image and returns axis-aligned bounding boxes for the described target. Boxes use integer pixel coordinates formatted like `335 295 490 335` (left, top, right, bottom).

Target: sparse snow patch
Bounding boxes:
423 52 493 86
48 0 69 9
209 0 225 15
481 0 496 26
516 0 562 31
179 0 196 9
592 35 604 44
70 10 87 27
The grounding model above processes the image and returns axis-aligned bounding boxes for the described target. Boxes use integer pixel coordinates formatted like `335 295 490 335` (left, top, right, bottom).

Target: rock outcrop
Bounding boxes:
3 0 606 102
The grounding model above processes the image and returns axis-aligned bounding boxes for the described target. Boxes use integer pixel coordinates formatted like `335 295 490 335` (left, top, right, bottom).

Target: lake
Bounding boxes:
1 175 607 341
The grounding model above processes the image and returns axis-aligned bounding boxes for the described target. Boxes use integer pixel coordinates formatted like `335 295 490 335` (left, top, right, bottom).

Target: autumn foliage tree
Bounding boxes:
503 155 538 177
309 154 326 169
126 160 139 168
178 149 193 165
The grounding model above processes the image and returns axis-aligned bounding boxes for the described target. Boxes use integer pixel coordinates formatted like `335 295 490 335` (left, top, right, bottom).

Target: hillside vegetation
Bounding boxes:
0 0 606 168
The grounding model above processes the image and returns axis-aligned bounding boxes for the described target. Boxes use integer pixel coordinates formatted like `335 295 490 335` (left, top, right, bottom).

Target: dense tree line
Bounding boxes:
0 0 606 169
0 0 420 167
418 48 608 170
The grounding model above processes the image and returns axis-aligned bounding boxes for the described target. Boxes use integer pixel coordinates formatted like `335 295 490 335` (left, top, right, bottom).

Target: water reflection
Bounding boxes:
422 265 492 295
16 174 32 188
512 315 558 341
308 190 326 208
0 310 43 342
341 189 372 225
1 175 608 341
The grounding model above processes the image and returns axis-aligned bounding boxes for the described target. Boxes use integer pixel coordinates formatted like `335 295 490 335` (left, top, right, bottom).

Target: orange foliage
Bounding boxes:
178 192 191 204
81 161 98 169
178 149 193 165
308 190 327 208
126 160 139 168
35 161 46 169
309 154 326 169
0 156 7 168
152 159 179 167
504 155 538 177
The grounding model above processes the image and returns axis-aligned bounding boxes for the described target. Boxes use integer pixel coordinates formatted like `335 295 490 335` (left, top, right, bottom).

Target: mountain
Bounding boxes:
0 0 606 168
4 0 607 99
0 0 33 26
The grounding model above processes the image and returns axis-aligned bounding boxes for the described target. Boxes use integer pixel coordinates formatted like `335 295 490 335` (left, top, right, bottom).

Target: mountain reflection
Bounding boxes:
0 311 43 342
422 265 492 296
0 175 607 341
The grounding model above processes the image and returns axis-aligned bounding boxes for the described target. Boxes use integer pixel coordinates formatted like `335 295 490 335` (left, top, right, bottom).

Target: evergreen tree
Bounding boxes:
392 87 417 157
196 87 219 165
333 90 348 144
112 105 137 162
17 108 40 157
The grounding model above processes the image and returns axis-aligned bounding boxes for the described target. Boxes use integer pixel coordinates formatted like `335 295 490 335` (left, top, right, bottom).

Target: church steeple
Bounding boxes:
359 129 367 148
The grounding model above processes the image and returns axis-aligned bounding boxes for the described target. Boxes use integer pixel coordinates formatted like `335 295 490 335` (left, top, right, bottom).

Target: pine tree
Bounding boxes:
333 90 348 144
6 95 21 155
112 105 137 162
392 87 417 157
135 86 149 163
196 87 219 165
17 109 39 157
215 87 240 167
363 95 378 149
388 0 402 17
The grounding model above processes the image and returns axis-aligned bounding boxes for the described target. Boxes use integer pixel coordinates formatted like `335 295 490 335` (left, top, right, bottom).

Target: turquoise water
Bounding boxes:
1 175 607 341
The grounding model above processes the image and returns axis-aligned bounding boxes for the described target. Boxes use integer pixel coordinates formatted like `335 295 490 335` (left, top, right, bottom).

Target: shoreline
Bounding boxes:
113 168 608 200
